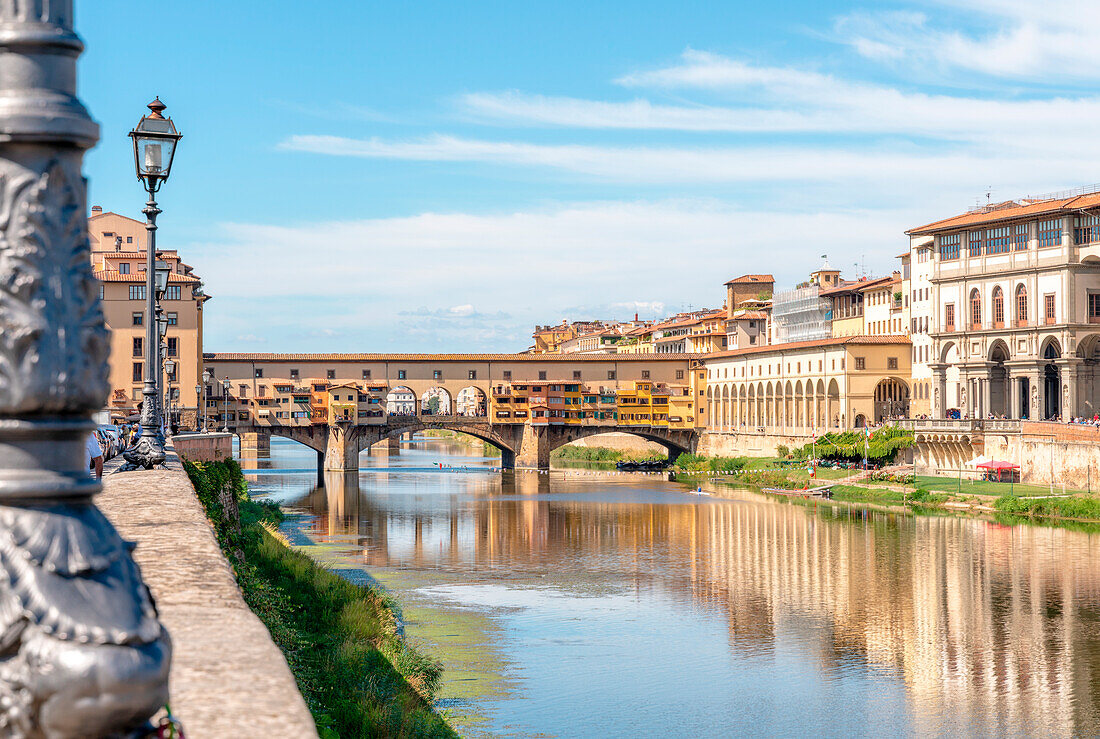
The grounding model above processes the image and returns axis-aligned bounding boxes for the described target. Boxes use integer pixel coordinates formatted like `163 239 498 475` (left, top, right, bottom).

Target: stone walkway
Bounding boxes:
98 451 318 738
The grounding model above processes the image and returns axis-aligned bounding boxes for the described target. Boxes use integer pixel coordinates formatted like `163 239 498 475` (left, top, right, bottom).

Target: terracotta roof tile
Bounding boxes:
725 274 775 285
204 352 699 362
908 192 1100 235
94 270 199 283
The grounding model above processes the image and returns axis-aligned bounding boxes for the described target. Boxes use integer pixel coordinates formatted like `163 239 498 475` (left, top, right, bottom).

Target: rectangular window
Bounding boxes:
641 370 650 379
167 337 177 357
1090 294 1100 324
607 370 616 380
290 369 299 379
132 337 142 357
939 233 960 260
503 370 512 381
127 236 133 244
397 370 406 380
945 304 955 332
362 369 371 379
1038 219 1062 248
433 370 442 380
132 362 142 382
539 371 547 381
887 357 898 370
968 230 983 257
257 386 267 398
118 262 130 274
128 285 145 300
676 370 684 379
327 369 336 379
254 369 263 378
1045 293 1056 324
132 312 143 326
985 226 1010 254
1012 223 1028 250
573 370 581 380
468 370 477 380
239 385 248 397
1076 215 1100 245
166 312 177 326
164 285 181 300
855 357 866 371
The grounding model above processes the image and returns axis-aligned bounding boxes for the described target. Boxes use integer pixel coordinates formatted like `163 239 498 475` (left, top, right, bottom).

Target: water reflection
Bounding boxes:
251 437 1100 737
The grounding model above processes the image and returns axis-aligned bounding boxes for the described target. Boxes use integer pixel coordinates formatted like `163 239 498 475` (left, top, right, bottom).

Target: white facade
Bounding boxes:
907 237 935 415
921 211 1100 420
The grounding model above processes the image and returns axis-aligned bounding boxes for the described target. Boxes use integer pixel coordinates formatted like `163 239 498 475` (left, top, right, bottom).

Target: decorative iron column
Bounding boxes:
0 2 171 736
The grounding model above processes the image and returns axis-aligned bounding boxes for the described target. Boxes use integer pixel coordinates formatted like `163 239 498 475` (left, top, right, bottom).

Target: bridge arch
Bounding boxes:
386 386 416 415
456 386 487 417
421 387 452 416
546 427 694 463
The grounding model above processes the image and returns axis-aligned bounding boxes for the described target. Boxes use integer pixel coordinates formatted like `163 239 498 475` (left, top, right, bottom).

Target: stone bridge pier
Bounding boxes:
234 421 698 478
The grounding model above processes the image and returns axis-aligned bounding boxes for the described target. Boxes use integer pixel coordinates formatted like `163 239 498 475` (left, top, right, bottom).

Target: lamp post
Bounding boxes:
202 369 212 431
0 4 170 732
222 377 231 433
164 358 176 435
122 99 181 470
195 384 202 431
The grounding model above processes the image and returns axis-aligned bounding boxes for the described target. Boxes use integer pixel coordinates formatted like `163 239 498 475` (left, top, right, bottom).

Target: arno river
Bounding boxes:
240 436 1100 738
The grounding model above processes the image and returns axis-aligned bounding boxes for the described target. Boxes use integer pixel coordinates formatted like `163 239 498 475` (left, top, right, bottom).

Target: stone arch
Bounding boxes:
873 377 910 422
940 340 959 364
386 385 416 416
721 384 730 431
756 382 765 427
421 387 452 415
765 381 774 428
413 420 514 460
456 386 487 417
738 384 747 428
815 379 826 429
548 428 692 461
1041 338 1062 419
706 386 714 429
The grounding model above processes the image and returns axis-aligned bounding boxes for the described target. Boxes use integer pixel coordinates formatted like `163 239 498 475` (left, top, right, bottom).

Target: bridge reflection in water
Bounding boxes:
258 440 1100 736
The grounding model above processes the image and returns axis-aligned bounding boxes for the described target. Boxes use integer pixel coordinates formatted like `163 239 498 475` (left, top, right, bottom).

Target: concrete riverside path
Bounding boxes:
99 448 318 738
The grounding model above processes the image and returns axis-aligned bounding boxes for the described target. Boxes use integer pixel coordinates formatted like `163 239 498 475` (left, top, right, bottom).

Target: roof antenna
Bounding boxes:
986 186 992 205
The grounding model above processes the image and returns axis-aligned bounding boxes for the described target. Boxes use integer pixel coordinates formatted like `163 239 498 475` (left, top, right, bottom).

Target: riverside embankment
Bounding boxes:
183 458 456 738
99 451 316 738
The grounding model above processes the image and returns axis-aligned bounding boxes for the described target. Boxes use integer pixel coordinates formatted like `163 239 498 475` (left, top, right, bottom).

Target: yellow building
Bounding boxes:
89 207 208 427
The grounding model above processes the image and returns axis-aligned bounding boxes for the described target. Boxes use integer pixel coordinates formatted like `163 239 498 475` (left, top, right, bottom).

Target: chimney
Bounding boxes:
91 205 102 214
634 313 639 321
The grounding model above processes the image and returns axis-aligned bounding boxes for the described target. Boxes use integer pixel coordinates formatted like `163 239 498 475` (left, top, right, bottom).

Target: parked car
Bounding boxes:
96 425 124 461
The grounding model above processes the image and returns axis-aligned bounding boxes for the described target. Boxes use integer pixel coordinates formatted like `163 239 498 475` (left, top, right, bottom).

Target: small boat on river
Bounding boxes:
616 459 670 472
761 485 834 499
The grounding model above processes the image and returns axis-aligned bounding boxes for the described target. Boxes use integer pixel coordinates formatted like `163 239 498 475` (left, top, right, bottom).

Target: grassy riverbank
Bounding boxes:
552 445 664 463
184 459 456 738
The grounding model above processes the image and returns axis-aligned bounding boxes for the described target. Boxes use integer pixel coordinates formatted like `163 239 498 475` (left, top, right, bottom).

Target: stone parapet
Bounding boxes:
172 432 234 463
98 453 317 738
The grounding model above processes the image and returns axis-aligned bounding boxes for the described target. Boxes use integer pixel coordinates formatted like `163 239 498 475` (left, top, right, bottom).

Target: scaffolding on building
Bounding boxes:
771 285 832 344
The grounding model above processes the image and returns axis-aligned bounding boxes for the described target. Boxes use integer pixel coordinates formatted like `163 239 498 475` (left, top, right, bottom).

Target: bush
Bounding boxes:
993 494 1100 521
675 453 747 472
775 445 790 459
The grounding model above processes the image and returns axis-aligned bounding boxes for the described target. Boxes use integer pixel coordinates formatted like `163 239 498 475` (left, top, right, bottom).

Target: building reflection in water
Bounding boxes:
300 470 1100 735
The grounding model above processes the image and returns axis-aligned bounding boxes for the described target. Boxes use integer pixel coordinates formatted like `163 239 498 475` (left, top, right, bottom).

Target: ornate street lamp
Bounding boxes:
0 4 170 732
221 377 231 433
123 99 181 470
202 369 212 431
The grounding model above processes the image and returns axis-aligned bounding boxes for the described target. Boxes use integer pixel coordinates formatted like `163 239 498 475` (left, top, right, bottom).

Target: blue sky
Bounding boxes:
79 1 1100 352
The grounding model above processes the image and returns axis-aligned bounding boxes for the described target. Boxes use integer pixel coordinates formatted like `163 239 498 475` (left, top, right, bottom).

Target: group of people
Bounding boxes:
86 421 144 480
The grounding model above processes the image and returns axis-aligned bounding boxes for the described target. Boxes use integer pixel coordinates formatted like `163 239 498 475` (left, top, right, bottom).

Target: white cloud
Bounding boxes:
280 131 1099 186
834 2 1100 80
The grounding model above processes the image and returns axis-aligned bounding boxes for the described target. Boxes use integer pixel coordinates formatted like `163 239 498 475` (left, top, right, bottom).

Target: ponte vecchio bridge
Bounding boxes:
203 353 705 473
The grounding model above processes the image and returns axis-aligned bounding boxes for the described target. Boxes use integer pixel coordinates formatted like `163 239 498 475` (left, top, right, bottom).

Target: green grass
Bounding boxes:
674 452 747 472
185 459 456 739
992 494 1100 521
552 445 664 462
914 475 1087 498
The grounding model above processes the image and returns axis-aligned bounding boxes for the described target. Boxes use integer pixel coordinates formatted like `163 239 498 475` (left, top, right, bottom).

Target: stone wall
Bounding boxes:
697 430 815 458
563 432 665 454
985 428 1100 490
172 432 234 463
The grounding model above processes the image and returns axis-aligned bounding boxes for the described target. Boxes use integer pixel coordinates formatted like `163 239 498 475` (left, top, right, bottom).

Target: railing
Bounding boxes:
890 419 1022 433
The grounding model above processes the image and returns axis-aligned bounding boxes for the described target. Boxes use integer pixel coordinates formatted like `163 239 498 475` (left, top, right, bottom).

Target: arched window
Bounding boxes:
992 286 1004 328
970 289 982 330
1015 284 1028 326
